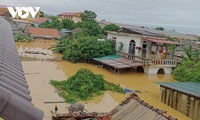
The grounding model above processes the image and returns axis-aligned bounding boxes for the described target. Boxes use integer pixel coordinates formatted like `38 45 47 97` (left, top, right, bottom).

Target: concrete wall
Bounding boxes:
107 32 142 56
72 16 82 23
160 87 200 120
143 66 172 74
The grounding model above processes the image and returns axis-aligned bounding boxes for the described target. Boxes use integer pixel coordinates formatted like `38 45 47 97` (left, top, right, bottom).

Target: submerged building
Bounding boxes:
157 82 200 120
107 27 180 74
0 17 44 120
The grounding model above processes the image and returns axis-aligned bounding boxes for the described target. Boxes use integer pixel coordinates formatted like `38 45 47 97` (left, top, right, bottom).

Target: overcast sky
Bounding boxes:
1 0 200 34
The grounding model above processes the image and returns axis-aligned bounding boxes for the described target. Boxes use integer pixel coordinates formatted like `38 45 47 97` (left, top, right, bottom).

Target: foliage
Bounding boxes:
60 36 115 62
81 10 97 22
197 36 200 42
62 19 76 30
103 24 120 32
155 27 164 31
82 20 103 37
39 11 45 17
179 46 200 61
173 59 200 82
38 16 63 30
14 33 32 42
54 38 71 53
50 68 123 103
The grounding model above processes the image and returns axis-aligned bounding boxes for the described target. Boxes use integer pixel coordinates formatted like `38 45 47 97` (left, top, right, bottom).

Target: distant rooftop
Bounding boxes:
33 17 51 24
58 12 81 16
28 27 61 39
156 82 200 98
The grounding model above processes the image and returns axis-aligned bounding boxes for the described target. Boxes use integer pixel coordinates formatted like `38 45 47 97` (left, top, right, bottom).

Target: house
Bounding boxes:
28 27 61 39
156 82 200 120
108 93 176 120
107 27 180 74
58 12 82 23
0 16 44 120
0 5 10 18
33 17 51 27
52 93 176 120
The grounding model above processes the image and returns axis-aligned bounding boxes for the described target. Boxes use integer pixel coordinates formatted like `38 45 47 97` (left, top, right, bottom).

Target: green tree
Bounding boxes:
39 11 45 17
56 36 115 62
103 24 120 32
62 19 76 30
39 16 63 30
82 21 103 36
155 27 164 31
50 68 123 103
81 10 97 21
173 59 200 82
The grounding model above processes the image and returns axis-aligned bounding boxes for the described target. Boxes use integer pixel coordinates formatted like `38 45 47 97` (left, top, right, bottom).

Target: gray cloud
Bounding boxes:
1 0 200 34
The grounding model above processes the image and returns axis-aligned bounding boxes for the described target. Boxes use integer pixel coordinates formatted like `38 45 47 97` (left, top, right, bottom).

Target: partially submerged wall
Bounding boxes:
160 87 200 120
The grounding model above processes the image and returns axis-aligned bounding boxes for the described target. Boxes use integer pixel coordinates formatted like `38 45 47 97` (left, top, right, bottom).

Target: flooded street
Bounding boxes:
18 41 190 120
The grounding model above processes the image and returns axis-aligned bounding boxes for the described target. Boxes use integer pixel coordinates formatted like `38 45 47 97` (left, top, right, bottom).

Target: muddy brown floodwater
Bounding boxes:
18 40 191 120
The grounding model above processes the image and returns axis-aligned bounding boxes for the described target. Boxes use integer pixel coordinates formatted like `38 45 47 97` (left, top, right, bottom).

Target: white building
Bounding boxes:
107 27 180 74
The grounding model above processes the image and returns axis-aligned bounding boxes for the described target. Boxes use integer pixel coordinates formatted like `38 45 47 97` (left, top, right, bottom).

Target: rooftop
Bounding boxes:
156 82 200 98
33 17 51 24
58 12 81 16
118 27 164 37
143 36 180 45
109 93 176 120
0 17 43 120
28 27 61 38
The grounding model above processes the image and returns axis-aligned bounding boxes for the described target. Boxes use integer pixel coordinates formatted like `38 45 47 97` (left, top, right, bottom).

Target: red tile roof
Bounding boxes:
28 27 61 38
58 12 81 16
33 18 51 24
0 11 8 16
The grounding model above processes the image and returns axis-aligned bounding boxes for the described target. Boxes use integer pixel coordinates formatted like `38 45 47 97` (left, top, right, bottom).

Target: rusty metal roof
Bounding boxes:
143 36 180 45
0 17 44 120
109 93 176 120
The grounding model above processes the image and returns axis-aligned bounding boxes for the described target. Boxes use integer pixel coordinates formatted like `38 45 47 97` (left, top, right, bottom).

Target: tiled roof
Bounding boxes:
0 11 8 16
109 93 176 120
156 82 200 98
28 27 61 38
0 17 44 120
58 12 81 16
33 18 51 24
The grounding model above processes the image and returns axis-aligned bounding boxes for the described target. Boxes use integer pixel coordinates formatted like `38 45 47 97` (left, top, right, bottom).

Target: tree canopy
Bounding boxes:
81 10 97 22
155 27 164 31
103 24 120 32
38 16 76 30
55 36 115 63
50 68 123 103
173 59 200 82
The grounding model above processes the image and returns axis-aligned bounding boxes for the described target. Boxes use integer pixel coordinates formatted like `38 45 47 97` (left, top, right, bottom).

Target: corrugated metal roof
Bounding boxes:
120 27 164 37
143 36 180 45
109 93 176 120
156 82 200 98
0 17 44 120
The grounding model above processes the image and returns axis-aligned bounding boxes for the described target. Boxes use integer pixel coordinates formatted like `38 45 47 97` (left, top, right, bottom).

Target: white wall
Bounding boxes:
107 32 142 56
143 66 172 74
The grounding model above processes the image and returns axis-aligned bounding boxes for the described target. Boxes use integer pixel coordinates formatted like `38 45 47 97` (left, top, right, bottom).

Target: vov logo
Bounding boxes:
7 7 40 19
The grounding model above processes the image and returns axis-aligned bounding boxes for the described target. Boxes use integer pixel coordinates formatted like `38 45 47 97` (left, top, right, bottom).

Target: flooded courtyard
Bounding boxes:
17 40 190 120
